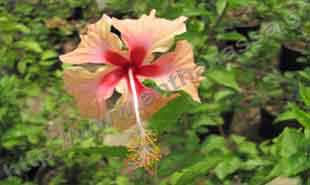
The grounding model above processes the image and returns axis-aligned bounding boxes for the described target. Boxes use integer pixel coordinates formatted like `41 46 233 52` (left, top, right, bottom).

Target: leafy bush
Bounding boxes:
0 0 309 184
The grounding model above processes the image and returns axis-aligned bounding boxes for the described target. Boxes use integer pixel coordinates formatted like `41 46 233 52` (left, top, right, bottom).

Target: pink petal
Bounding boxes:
135 52 176 77
64 66 124 120
137 40 204 102
98 67 126 99
111 10 187 65
60 15 122 65
110 79 177 131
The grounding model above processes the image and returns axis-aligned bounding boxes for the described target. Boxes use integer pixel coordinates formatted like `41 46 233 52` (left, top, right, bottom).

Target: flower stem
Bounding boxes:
128 68 145 136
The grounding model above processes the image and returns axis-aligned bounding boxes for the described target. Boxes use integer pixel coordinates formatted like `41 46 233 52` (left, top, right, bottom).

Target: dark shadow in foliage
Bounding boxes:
279 44 309 72
259 108 302 140
196 111 234 143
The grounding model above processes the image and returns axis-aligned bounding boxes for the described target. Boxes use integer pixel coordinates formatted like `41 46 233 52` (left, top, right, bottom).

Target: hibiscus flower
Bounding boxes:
60 10 204 173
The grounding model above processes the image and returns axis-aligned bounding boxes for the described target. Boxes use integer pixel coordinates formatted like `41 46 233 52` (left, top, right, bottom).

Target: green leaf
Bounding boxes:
269 154 310 177
158 150 202 177
299 83 310 106
202 46 219 64
231 135 258 156
175 152 224 185
17 62 27 74
13 24 31 33
169 172 183 185
15 40 43 53
149 94 197 133
1 124 42 148
229 0 256 8
207 69 241 91
193 114 224 128
276 104 310 128
217 32 247 41
305 129 310 139
182 8 210 17
214 156 242 180
2 139 20 149
0 17 30 33
299 69 310 81
278 128 303 158
190 103 222 113
201 135 230 154
0 177 24 185
116 176 131 185
25 84 41 96
41 50 58 60
242 159 273 170
249 167 273 185
214 90 235 101
276 110 297 122
68 146 128 158
263 128 310 178
216 0 228 15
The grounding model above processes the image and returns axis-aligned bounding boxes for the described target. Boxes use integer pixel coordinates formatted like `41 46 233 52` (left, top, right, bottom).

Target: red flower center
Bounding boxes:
101 46 150 95
103 45 149 76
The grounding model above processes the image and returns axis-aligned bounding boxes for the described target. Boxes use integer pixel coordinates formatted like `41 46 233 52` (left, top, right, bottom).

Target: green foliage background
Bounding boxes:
0 0 309 184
